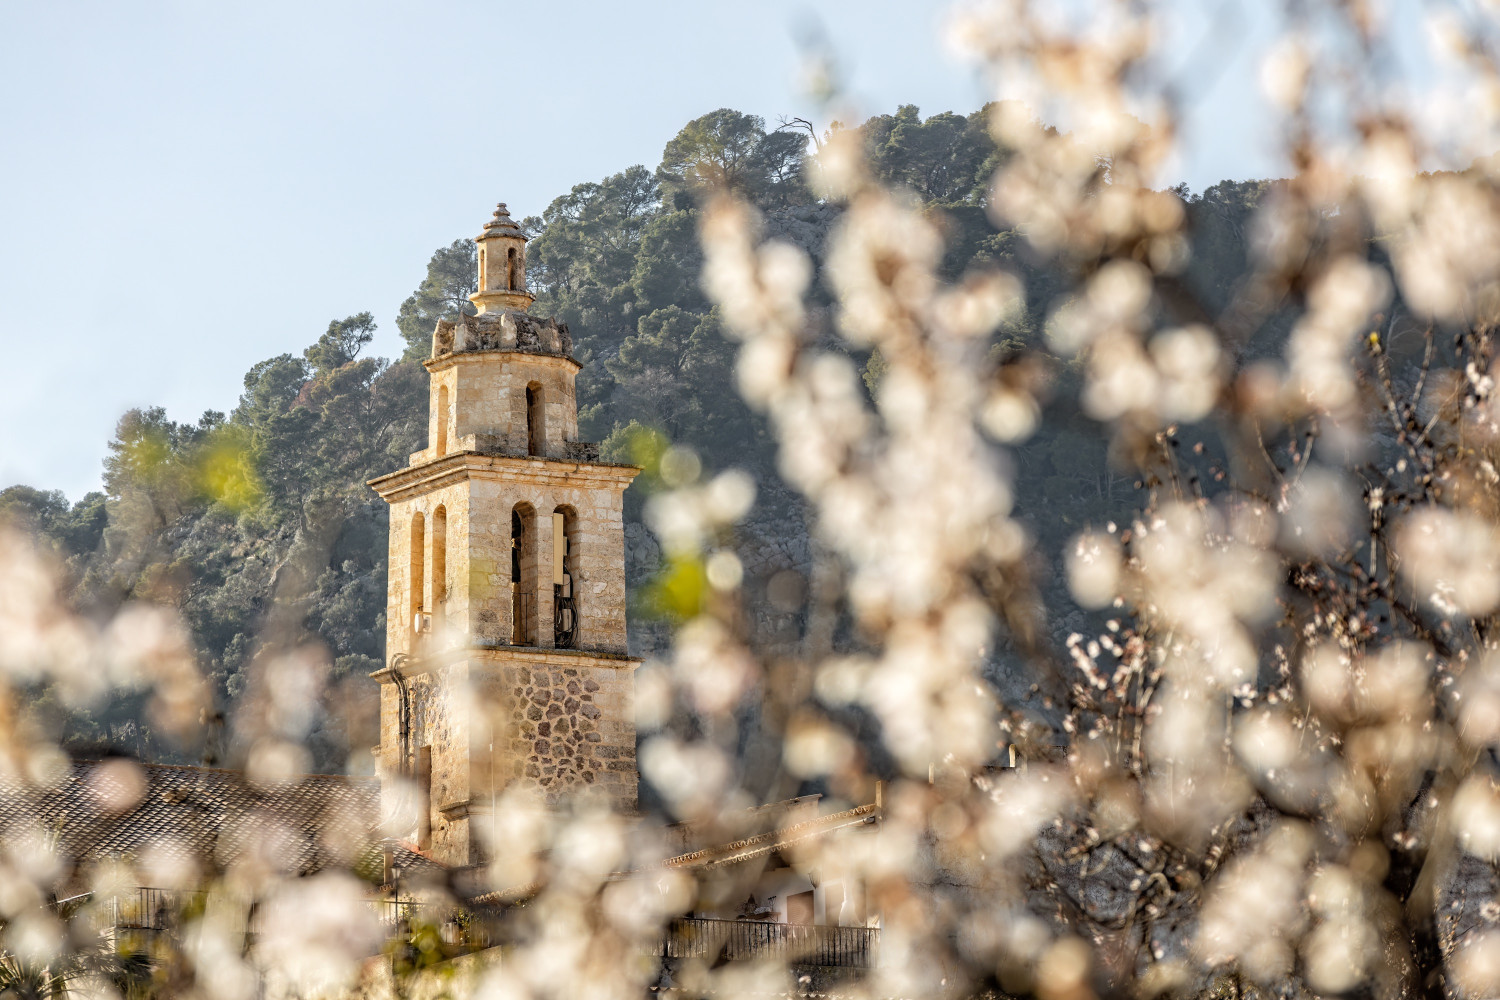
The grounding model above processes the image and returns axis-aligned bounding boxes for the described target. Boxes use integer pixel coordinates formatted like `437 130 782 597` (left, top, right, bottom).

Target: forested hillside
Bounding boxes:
0 105 1268 772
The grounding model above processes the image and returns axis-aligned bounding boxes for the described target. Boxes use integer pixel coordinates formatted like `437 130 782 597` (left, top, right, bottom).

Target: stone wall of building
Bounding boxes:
464 472 631 653
375 647 637 866
375 660 472 865
378 459 630 658
470 650 637 811
382 481 472 660
418 664 469 863
408 352 579 466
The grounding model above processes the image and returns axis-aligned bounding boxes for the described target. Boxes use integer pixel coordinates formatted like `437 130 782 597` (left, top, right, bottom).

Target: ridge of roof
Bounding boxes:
63 759 379 784
661 804 878 870
662 794 821 835
467 803 881 907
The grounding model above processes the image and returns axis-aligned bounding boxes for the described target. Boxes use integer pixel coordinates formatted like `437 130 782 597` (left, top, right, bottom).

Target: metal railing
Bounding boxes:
94 891 878 968
111 888 206 933
653 917 879 969
372 899 493 950
99 890 486 949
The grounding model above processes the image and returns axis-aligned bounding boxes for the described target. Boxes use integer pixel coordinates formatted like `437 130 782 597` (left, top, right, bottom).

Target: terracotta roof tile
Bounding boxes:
0 758 379 879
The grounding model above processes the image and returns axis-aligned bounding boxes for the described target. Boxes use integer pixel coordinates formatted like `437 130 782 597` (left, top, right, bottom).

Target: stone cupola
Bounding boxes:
470 203 535 314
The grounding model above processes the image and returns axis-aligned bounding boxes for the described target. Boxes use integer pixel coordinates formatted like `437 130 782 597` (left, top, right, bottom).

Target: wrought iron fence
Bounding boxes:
111 888 206 932
372 898 493 950
97 890 489 951
94 889 491 948
92 890 877 968
654 917 879 969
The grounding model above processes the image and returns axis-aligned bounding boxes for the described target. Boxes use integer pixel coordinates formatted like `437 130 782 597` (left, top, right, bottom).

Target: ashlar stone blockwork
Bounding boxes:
368 200 641 868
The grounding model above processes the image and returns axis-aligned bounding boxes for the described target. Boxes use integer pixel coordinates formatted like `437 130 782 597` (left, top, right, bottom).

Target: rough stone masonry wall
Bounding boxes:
472 654 636 810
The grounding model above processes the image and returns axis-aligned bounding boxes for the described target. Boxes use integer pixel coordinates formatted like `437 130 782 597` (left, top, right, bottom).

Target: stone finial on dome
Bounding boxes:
471 199 535 314
479 202 525 240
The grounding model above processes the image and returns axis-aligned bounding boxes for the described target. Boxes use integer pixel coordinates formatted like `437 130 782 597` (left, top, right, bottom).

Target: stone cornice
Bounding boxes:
424 349 581 374
366 451 640 501
468 289 536 312
437 798 472 819
469 644 640 671
370 644 640 684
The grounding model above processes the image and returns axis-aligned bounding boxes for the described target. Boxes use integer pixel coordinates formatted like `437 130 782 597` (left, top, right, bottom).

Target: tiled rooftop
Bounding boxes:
0 757 381 882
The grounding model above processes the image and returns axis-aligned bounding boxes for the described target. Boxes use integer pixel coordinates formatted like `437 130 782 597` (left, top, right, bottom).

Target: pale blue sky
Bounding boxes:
0 1 1429 499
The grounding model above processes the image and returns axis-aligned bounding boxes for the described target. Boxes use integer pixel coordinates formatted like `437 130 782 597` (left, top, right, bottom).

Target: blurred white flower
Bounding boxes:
1282 467 1358 558
1149 325 1222 422
1396 506 1500 616
1453 775 1500 861
1066 530 1122 608
256 872 381 997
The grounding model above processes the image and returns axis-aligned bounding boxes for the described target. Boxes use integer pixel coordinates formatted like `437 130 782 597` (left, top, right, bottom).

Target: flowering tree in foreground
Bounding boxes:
6 2 1500 998
671 3 1500 998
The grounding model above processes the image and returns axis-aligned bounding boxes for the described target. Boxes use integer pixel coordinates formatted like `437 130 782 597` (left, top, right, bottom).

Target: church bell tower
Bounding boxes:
369 203 640 867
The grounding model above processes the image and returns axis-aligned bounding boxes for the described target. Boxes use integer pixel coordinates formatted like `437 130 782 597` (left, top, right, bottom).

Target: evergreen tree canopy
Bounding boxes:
3 103 1268 773
858 103 999 205
395 239 477 360
657 109 809 207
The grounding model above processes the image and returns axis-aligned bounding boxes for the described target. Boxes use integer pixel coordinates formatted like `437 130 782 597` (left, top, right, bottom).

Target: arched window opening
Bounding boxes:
409 511 426 637
511 503 536 645
435 385 449 456
526 383 545 457
553 507 578 648
431 505 447 630
507 247 518 290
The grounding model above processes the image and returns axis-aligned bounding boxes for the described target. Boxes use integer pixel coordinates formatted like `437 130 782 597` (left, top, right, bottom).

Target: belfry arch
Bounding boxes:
431 505 447 629
511 502 537 645
553 506 578 649
408 511 425 635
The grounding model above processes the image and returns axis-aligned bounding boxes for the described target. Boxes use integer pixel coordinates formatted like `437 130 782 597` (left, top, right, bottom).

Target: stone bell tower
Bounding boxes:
369 203 640 867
